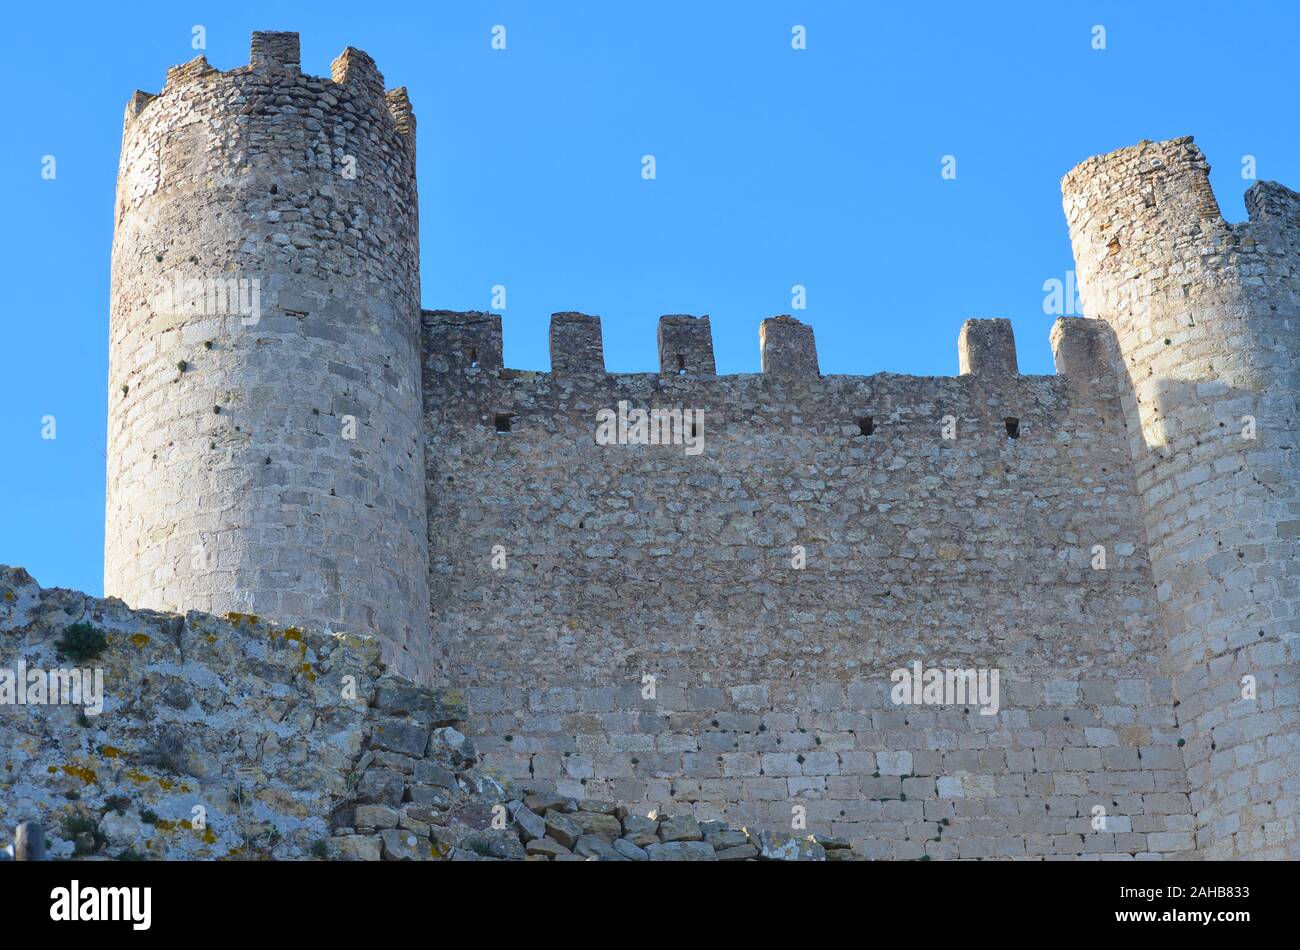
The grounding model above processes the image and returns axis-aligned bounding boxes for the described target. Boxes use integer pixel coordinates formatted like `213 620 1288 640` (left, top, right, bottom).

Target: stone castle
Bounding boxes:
6 31 1297 859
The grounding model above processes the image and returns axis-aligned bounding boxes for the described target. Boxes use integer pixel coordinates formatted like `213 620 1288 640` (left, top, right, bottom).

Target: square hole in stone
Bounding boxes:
1005 417 1020 439
857 416 874 436
493 413 512 433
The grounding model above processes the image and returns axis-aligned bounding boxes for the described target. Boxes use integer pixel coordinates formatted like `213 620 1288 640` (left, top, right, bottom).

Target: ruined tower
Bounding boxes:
105 32 431 680
1062 137 1300 858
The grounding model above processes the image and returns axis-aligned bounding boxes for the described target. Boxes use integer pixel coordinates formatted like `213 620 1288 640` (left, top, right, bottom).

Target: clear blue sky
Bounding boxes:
2 1 1297 596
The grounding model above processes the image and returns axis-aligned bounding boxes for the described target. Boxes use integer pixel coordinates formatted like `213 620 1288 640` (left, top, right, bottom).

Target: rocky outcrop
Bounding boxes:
0 568 856 861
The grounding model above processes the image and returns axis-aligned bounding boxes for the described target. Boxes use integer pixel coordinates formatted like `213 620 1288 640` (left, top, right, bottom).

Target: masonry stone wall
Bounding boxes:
105 33 431 681
1063 137 1300 859
421 310 1200 859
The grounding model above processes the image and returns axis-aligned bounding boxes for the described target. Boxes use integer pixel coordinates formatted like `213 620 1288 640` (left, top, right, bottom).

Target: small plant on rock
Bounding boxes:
61 813 105 856
140 725 188 776
56 622 108 662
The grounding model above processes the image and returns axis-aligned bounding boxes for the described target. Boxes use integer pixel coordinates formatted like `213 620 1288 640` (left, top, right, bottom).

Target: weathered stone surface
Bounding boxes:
622 815 660 847
525 793 569 816
356 770 405 806
753 830 827 862
571 812 622 843
825 848 866 861
459 832 527 861
706 830 750 850
403 805 447 827
354 805 400 830
658 816 703 843
612 838 649 861
414 761 458 789
714 844 759 861
376 685 467 725
543 811 582 849
329 836 383 862
406 785 454 808
381 829 435 861
813 835 852 850
574 835 626 861
526 837 572 858
371 720 429 757
508 800 546 841
399 813 431 837
646 841 716 861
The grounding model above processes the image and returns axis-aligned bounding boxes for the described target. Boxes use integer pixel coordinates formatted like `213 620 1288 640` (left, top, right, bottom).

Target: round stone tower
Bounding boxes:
106 32 432 681
1062 136 1299 859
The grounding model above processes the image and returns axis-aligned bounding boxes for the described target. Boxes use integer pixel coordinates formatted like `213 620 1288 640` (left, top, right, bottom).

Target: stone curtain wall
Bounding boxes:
1063 138 1300 859
105 33 431 681
423 312 1199 859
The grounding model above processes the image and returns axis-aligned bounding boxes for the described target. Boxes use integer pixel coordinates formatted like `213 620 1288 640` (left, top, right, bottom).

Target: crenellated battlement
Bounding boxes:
549 311 605 376
1245 179 1300 222
1244 179 1300 247
250 29 301 70
162 54 218 90
957 318 1017 377
1061 135 1223 226
1061 136 1300 326
125 31 414 135
331 46 387 100
422 309 1117 390
759 315 819 379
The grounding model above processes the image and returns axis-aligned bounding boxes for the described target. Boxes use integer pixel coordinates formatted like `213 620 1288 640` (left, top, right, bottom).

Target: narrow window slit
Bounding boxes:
1005 417 1020 439
493 413 512 433
470 348 478 368
676 354 686 375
